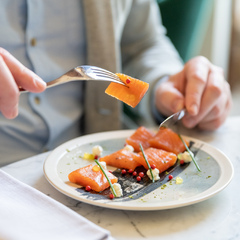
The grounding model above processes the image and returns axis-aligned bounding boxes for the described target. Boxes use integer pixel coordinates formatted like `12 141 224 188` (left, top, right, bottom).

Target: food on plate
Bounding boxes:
105 73 149 108
135 147 177 174
178 150 194 163
68 125 196 199
68 163 118 192
147 167 160 181
175 176 183 184
99 148 141 170
111 183 123 197
148 127 189 155
123 144 134 152
125 126 155 152
83 145 104 160
92 145 103 158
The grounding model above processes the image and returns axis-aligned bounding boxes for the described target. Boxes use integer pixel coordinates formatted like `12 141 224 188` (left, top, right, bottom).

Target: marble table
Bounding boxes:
2 116 240 240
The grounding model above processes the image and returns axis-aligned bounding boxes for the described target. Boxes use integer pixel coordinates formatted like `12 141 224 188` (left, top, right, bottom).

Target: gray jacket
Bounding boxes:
82 0 183 134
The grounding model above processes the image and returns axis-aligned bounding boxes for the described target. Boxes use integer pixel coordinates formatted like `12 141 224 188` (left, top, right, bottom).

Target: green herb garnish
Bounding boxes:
178 134 201 172
94 160 117 197
139 143 155 182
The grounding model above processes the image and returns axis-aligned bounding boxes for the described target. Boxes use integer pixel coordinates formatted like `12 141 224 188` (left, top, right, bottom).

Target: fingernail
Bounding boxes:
34 77 46 88
189 104 198 116
4 105 19 119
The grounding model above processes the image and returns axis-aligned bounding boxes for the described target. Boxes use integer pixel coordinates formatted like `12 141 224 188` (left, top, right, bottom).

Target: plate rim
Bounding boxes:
43 129 234 211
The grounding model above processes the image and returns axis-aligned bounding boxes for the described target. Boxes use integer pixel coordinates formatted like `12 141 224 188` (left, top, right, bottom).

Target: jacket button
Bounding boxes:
34 96 41 105
30 38 37 46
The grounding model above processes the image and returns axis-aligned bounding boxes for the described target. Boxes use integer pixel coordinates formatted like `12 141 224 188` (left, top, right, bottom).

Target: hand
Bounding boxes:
155 56 232 130
0 48 46 119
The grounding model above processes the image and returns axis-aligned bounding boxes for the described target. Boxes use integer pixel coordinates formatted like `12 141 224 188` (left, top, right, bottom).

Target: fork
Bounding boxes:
19 65 125 92
159 109 186 130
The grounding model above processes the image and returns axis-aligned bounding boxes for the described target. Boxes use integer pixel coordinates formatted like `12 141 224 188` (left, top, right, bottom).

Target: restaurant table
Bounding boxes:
2 116 240 240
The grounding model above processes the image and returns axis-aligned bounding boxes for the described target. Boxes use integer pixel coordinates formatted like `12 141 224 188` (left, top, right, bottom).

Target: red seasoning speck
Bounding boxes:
109 193 114 199
151 164 156 169
132 171 137 176
180 160 185 165
85 185 91 191
168 175 173 180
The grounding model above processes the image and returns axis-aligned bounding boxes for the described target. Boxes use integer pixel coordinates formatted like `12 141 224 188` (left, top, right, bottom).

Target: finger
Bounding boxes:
184 57 210 116
197 101 230 130
182 69 230 128
0 48 46 92
0 56 19 119
197 81 232 124
155 81 184 116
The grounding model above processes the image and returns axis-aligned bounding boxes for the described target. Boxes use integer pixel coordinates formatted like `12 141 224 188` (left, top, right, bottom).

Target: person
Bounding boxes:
0 0 232 166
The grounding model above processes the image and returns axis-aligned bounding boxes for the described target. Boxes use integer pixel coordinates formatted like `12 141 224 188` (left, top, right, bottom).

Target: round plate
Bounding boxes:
43 130 234 211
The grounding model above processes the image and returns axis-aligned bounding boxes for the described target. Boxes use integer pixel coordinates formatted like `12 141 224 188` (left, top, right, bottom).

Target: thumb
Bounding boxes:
0 48 46 93
155 81 185 116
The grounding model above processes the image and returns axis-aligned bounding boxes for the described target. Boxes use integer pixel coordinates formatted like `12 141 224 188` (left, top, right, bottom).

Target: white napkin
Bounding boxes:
0 169 115 240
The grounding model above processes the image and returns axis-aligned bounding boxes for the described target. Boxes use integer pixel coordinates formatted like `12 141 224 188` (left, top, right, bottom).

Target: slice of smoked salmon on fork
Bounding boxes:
105 73 149 108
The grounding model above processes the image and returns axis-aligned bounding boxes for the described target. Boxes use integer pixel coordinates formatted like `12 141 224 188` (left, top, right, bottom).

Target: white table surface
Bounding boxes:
2 116 240 240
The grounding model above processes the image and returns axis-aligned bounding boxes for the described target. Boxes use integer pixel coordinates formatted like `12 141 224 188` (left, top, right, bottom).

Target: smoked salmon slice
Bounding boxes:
99 149 141 170
148 127 189 155
135 147 177 173
105 73 149 108
126 126 155 152
68 164 118 192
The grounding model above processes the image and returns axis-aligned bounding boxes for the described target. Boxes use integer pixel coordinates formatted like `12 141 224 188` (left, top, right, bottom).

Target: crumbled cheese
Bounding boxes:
92 145 103 157
99 161 107 171
178 150 194 163
123 144 134 152
147 168 160 181
176 176 183 184
111 183 123 197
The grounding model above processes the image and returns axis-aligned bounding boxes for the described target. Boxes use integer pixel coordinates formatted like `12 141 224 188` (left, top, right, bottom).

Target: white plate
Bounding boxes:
43 130 234 211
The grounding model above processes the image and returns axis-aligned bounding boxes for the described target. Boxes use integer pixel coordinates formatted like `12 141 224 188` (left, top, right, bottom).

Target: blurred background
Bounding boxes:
157 0 239 116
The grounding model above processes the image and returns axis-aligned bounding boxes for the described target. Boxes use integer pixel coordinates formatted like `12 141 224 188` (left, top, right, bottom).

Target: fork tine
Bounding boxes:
92 68 118 79
94 71 119 81
91 67 125 84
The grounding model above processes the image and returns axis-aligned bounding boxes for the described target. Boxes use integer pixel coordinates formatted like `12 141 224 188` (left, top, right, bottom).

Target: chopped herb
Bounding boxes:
161 184 167 189
178 134 201 172
94 160 117 197
139 143 155 182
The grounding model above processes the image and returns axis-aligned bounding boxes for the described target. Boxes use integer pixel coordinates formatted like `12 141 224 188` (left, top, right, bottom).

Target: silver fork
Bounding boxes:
19 65 125 92
159 109 186 129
